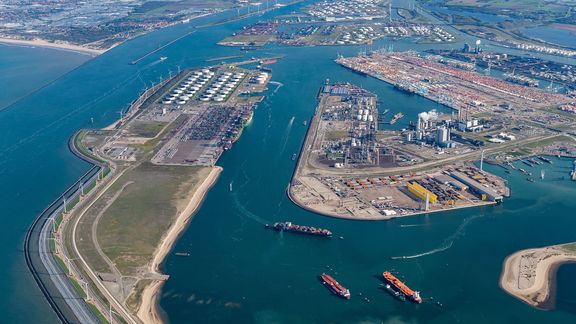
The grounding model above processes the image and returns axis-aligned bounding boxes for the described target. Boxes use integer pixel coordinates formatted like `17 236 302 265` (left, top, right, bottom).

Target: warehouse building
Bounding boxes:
449 171 503 202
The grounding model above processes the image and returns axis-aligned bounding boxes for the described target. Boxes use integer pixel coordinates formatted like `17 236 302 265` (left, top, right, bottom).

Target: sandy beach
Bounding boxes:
500 244 576 309
0 37 105 56
137 166 222 324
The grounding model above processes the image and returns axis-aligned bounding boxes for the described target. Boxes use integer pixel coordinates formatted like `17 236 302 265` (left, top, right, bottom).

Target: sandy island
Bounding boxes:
500 244 576 309
137 166 222 324
0 37 106 56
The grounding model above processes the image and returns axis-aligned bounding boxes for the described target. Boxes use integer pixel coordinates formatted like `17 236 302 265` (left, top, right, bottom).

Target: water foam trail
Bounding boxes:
274 116 295 160
390 243 453 260
391 214 481 260
400 224 427 228
232 194 267 225
230 166 267 225
269 81 284 94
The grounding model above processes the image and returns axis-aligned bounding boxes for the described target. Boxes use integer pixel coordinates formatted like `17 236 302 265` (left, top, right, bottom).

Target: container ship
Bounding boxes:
394 83 416 95
382 271 422 303
266 222 332 237
222 108 254 151
320 273 350 299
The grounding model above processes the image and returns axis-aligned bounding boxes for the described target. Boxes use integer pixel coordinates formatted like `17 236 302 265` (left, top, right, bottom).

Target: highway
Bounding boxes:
24 165 101 324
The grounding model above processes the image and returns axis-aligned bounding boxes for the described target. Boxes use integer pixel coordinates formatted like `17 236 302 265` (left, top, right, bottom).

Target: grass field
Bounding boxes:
128 121 168 138
97 163 210 276
325 130 349 141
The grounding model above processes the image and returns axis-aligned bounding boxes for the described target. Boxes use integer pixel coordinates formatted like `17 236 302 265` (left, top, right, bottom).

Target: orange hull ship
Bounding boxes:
320 273 350 299
383 271 422 303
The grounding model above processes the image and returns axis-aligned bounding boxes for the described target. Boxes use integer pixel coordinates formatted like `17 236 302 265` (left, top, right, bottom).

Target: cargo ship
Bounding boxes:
394 83 416 95
382 271 422 303
320 273 350 299
538 156 552 164
390 112 404 125
266 222 332 237
259 58 278 65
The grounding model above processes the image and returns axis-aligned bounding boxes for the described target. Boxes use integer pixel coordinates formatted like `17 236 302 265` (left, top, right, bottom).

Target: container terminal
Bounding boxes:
97 65 270 167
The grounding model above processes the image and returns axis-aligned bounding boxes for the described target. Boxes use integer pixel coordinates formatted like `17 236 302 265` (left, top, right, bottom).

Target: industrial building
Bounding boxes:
433 174 468 192
450 171 503 202
407 182 438 204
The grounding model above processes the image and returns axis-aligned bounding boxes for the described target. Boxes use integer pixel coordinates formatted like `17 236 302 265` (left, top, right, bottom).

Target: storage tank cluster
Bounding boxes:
163 69 214 105
251 72 268 85
351 138 361 147
357 108 373 122
200 71 245 102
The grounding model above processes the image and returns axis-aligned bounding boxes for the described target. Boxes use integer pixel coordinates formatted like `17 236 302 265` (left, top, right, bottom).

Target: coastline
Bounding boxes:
287 183 496 220
0 37 105 56
137 166 222 324
500 245 576 309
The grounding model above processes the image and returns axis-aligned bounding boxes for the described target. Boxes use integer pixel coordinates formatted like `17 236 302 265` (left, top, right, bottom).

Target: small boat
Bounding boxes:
160 56 168 61
175 252 190 257
291 153 297 161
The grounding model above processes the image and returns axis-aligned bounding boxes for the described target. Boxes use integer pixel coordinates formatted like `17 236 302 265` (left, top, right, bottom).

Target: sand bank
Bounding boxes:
0 37 105 56
137 166 222 324
500 244 576 309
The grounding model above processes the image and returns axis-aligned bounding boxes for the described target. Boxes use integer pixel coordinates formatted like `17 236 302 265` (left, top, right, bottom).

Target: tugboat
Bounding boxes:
320 273 351 299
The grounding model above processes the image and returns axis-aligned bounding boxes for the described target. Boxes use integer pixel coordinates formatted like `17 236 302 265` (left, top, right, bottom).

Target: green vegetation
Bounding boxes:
75 131 105 163
97 163 210 275
125 279 153 312
562 243 576 253
70 278 88 299
55 255 69 276
129 121 168 138
325 130 349 141
134 115 186 154
88 303 109 324
524 135 576 149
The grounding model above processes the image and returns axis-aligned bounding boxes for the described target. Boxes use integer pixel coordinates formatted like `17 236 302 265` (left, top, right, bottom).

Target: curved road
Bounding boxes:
25 165 100 323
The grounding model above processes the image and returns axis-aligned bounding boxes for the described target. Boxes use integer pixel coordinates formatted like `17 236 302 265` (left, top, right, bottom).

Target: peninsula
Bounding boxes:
500 244 576 309
46 63 271 323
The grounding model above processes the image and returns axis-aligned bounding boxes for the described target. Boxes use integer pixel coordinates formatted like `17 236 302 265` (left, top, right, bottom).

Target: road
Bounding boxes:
24 165 100 324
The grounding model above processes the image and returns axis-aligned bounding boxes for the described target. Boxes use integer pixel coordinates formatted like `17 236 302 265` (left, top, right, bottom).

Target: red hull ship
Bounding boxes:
320 273 350 299
383 271 422 303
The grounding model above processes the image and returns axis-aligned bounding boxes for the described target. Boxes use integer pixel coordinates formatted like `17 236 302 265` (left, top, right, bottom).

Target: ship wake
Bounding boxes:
391 214 481 260
269 81 284 94
399 224 427 228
